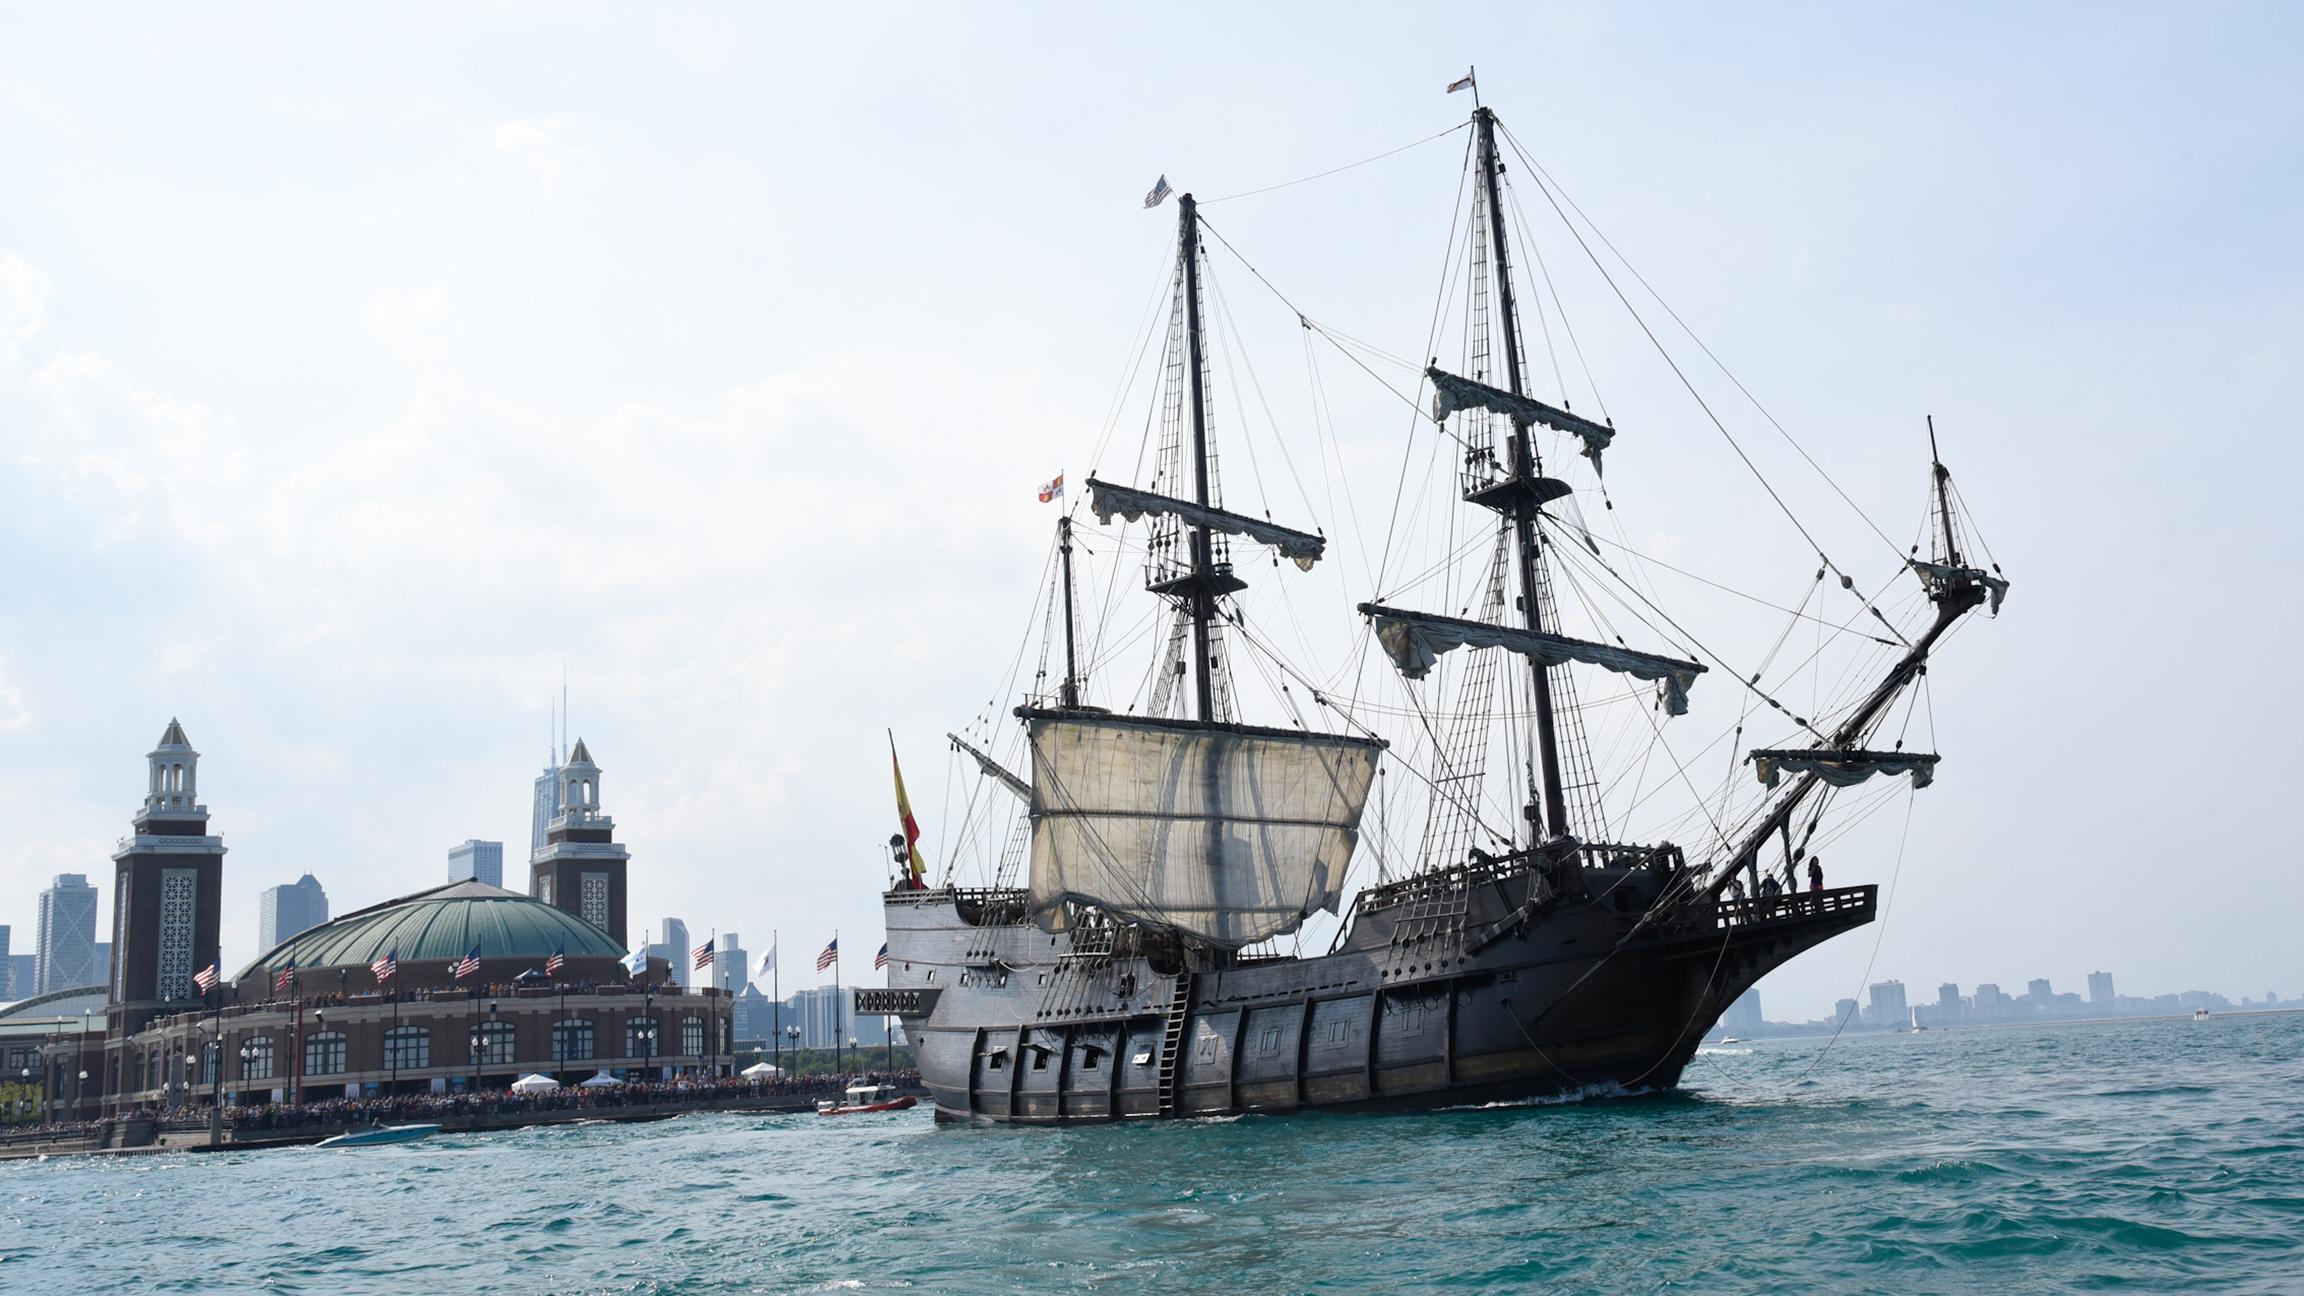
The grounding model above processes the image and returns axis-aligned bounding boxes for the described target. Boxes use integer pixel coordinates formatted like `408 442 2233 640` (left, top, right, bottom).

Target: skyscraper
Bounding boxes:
4 955 30 1002
663 917 691 990
1937 982 1962 1025
717 932 750 995
1722 988 1761 1035
530 764 562 857
448 840 504 887
1867 979 1909 1028
35 873 100 995
258 874 330 953
2087 971 2115 1005
0 925 10 998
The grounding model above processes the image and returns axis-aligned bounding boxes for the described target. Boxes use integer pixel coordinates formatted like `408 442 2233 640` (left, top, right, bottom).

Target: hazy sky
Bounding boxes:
2 4 2297 1018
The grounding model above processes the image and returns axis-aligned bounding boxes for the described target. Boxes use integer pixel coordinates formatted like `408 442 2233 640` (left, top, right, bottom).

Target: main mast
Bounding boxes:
1178 193 1220 721
1475 107 1571 843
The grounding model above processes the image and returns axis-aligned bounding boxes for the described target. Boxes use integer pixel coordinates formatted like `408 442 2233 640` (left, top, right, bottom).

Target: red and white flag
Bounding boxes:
193 963 219 994
453 946 482 981
693 938 716 970
817 938 839 972
273 960 296 995
1038 473 1064 503
372 948 397 983
1447 70 1476 95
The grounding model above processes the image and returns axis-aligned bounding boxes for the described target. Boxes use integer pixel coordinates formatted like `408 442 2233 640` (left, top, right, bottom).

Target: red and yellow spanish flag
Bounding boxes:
890 735 928 889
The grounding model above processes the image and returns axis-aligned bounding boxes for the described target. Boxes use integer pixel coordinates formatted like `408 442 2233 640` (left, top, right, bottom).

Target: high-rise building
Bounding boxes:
2087 971 2115 1005
1867 979 1909 1028
788 985 850 1049
105 720 227 1043
527 739 630 947
663 917 691 990
36 872 101 995
1833 997 1860 1028
92 943 111 984
530 764 562 857
4 954 31 1001
1973 983 2008 1019
0 925 9 997
1722 988 1762 1035
448 840 504 887
717 932 750 995
258 875 330 953
1937 982 1962 1025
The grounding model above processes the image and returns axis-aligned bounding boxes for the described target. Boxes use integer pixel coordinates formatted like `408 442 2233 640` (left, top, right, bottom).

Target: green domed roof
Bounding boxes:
239 880 626 979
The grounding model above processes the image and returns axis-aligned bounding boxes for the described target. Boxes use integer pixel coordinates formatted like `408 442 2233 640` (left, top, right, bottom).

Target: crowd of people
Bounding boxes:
213 1070 924 1133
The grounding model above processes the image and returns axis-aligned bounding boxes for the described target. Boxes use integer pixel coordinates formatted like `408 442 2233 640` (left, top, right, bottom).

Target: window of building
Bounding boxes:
200 1047 217 1086
384 1026 430 1071
473 1022 516 1067
553 1019 594 1063
625 1017 659 1059
306 1031 347 1076
682 1017 705 1057
242 1036 275 1082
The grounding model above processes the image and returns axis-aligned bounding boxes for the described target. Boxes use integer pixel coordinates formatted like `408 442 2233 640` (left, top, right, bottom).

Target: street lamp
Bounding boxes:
75 1069 87 1121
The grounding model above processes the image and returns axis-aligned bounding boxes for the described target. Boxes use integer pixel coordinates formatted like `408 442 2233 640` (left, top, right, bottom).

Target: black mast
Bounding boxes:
1058 515 1081 708
1474 106 1572 842
1927 415 1962 568
1180 192 1217 722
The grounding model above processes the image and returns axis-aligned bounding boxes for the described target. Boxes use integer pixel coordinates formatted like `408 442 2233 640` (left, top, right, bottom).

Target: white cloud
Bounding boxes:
0 252 53 369
0 659 29 733
491 116 589 197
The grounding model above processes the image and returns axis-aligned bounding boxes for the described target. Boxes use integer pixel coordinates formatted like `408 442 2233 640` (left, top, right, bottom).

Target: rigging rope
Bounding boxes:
1200 122 1470 205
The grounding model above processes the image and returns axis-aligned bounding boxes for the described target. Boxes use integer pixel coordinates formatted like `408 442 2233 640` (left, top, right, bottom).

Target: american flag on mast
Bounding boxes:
453 946 482 981
193 963 218 994
546 944 565 976
817 938 838 972
693 937 715 970
273 959 296 995
874 942 889 971
371 948 397 984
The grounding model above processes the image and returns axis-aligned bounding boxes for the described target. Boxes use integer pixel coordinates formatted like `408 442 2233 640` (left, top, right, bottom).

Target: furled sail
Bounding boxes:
948 732 1030 803
1427 367 1616 474
1360 602 1706 716
1748 748 1939 790
1910 559 2010 615
1022 710 1383 948
1086 477 1327 570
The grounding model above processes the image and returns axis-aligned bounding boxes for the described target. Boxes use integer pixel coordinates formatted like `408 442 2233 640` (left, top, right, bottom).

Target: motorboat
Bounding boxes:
817 1084 919 1116
316 1123 442 1148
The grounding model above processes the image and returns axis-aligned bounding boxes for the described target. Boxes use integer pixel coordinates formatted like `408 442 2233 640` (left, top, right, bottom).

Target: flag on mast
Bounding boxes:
371 948 397 984
193 963 219 994
817 938 839 972
1143 174 1173 208
1038 473 1065 503
759 943 776 977
273 959 296 995
890 735 928 889
546 944 566 976
1447 70 1476 94
453 946 481 981
873 942 890 971
693 937 716 970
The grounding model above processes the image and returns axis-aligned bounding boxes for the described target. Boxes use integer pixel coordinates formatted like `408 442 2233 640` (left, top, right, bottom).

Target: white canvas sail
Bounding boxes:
1023 711 1382 948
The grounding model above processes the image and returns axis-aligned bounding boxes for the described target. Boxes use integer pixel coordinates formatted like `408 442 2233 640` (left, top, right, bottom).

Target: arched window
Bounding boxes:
305 1031 347 1076
682 1017 705 1058
472 1022 516 1067
384 1026 429 1071
552 1018 595 1063
242 1037 275 1081
625 1017 659 1059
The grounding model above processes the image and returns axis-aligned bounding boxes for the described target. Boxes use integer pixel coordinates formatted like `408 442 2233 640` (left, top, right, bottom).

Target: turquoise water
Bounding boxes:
7 1013 2302 1293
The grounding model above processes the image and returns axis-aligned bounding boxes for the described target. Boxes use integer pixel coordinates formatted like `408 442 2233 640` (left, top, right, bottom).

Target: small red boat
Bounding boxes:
817 1083 920 1116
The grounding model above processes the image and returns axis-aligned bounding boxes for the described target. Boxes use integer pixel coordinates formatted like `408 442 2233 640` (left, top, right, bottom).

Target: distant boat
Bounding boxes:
817 1084 918 1117
2193 1008 2212 1021
1715 1036 1743 1045
316 1123 440 1148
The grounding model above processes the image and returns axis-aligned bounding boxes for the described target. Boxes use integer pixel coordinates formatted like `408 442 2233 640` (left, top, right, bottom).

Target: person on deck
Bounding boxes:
1808 859 1824 893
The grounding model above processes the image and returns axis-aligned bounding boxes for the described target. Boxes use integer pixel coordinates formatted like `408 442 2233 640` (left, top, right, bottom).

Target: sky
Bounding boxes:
1 4 2298 1019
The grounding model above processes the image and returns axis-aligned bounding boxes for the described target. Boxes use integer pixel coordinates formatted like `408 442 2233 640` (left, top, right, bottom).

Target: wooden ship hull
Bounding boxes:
881 871 1873 1124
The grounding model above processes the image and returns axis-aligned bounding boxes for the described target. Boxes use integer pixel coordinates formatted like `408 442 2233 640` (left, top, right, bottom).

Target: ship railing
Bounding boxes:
1361 840 1683 912
1713 885 1874 928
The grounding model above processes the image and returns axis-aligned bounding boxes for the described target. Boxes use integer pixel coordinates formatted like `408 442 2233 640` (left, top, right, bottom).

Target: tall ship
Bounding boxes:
871 90 2008 1124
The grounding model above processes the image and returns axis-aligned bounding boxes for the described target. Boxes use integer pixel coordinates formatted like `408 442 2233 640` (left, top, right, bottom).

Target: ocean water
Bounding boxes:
7 1013 2302 1294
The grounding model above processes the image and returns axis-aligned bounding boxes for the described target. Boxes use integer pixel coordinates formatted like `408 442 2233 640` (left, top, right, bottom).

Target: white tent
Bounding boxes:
741 1062 780 1079
510 1073 560 1093
579 1071 622 1088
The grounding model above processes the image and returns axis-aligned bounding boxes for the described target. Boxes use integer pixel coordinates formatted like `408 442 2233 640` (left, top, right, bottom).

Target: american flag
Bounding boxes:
274 960 296 995
873 942 889 971
545 944 565 976
372 948 397 983
453 945 481 981
816 938 838 972
192 963 218 993
692 938 715 970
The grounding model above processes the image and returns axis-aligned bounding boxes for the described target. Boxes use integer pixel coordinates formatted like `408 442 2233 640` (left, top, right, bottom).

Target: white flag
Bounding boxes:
622 946 648 976
1447 71 1476 95
759 945 776 976
1143 174 1173 208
